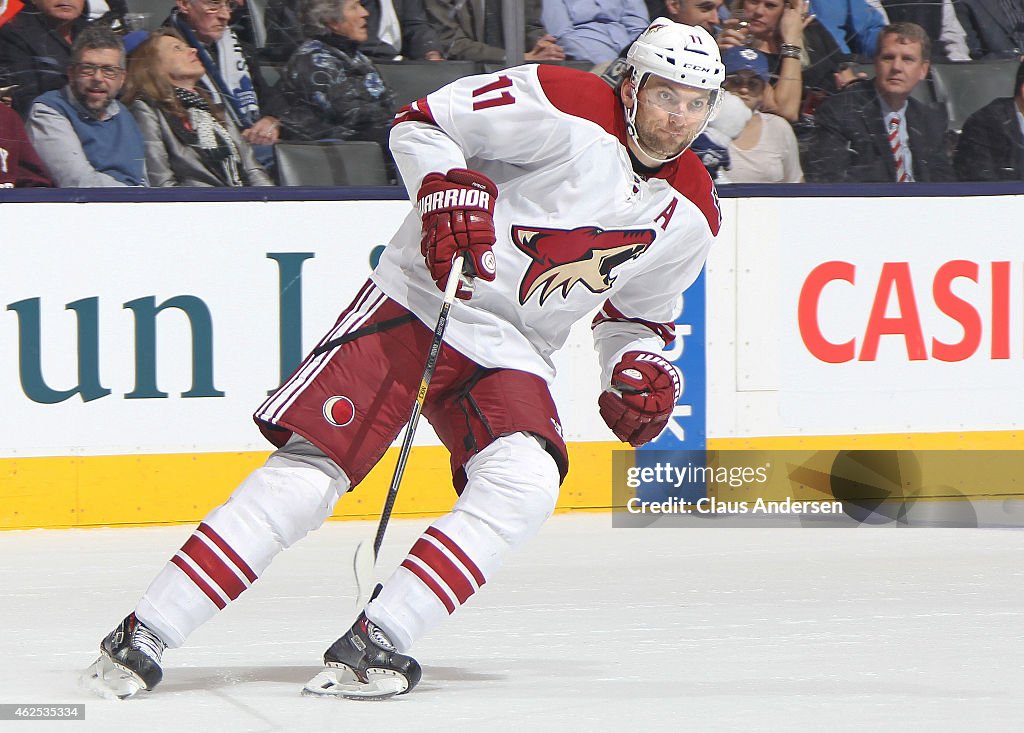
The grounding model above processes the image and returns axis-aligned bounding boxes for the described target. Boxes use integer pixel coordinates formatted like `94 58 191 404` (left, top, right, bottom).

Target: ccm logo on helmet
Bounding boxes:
682 63 713 73
418 188 492 215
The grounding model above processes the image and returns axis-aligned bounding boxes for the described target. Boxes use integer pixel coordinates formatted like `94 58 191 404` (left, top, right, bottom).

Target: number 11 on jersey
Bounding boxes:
471 76 516 111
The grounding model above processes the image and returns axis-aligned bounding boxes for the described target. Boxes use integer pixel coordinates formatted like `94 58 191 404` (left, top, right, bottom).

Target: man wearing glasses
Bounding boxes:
26 26 147 186
168 0 286 152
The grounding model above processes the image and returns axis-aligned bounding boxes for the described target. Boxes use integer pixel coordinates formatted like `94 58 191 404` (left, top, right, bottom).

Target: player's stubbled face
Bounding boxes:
633 76 713 159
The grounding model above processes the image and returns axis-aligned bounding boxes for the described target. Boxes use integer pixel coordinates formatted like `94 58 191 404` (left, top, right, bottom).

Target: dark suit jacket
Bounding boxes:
425 0 548 63
954 97 1024 180
955 0 1024 60
804 79 955 182
0 6 89 117
361 0 444 61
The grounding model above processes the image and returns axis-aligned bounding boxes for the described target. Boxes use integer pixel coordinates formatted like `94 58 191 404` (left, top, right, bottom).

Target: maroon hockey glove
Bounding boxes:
417 168 498 299
598 351 681 447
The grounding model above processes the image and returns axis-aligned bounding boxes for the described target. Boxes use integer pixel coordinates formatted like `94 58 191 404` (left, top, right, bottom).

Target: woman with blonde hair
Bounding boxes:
123 28 272 187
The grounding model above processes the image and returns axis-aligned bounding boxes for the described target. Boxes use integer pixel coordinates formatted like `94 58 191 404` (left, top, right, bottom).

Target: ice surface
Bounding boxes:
1 514 1022 732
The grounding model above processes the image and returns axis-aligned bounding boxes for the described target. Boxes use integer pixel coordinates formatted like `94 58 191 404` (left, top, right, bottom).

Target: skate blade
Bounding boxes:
79 655 145 700
301 663 407 700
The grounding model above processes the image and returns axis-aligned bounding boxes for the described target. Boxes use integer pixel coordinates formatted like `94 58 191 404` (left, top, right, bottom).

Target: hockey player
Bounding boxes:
84 17 725 700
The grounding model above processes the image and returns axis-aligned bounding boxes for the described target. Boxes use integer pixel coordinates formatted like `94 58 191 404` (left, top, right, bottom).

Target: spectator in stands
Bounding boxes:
955 0 1024 60
659 0 724 35
720 45 802 181
27 26 146 186
424 0 565 64
123 27 273 186
879 0 970 61
656 0 886 58
264 0 446 62
0 99 54 187
166 0 286 151
0 0 90 116
274 0 395 152
954 60 1024 180
362 0 445 60
541 1 649 65
718 0 850 122
804 22 954 182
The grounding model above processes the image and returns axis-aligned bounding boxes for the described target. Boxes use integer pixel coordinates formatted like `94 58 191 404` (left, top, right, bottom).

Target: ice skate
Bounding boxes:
81 613 166 699
302 613 421 700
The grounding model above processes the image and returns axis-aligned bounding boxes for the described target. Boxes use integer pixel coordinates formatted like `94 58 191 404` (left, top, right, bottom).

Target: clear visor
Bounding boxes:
638 77 721 127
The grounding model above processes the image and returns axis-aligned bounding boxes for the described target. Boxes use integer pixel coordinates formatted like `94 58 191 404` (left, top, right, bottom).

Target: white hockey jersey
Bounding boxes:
371 63 721 383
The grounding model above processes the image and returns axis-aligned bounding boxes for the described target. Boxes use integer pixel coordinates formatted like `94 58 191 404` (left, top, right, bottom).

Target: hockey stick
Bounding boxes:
352 255 467 610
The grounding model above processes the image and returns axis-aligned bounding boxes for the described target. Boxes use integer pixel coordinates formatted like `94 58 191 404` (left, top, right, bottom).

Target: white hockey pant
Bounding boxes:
136 435 350 648
366 432 560 651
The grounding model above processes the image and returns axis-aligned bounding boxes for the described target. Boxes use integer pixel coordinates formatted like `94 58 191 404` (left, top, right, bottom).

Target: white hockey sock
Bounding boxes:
366 433 559 652
137 436 349 648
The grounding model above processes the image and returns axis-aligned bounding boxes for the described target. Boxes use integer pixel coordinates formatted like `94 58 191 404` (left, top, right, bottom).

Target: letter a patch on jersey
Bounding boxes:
511 225 655 305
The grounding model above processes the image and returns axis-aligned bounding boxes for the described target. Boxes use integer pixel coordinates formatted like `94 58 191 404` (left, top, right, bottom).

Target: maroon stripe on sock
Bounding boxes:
409 537 474 604
181 535 247 601
401 559 456 614
196 523 258 583
171 555 227 610
424 526 486 587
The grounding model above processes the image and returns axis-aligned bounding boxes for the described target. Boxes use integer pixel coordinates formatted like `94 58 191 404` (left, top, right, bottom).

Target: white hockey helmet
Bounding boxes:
624 18 726 162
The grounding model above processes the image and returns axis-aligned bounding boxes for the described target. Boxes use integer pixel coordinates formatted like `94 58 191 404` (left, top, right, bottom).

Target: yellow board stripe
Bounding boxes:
707 431 1024 450
0 442 619 530
4 431 1021 530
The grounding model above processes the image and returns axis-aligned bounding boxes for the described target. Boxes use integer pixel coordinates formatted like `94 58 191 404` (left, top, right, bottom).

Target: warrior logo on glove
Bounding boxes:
417 169 498 298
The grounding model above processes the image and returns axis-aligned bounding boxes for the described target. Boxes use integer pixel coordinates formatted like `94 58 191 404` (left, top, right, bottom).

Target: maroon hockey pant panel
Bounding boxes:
254 281 568 490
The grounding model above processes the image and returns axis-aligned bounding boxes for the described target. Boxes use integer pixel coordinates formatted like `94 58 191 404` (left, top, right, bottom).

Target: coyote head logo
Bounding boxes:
512 225 656 305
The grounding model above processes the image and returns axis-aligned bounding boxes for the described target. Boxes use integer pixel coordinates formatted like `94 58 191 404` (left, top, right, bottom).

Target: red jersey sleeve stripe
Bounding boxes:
393 97 437 127
592 301 676 347
424 526 486 586
171 555 227 610
197 523 258 583
401 559 457 614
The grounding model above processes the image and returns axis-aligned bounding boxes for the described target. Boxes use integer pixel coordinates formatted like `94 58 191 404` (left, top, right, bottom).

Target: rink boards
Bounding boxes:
2 188 1023 529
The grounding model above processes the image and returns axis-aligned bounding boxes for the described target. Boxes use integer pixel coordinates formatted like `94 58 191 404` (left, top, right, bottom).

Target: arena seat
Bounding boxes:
376 61 480 109
481 60 597 74
274 141 391 187
929 60 1020 133
124 0 170 30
